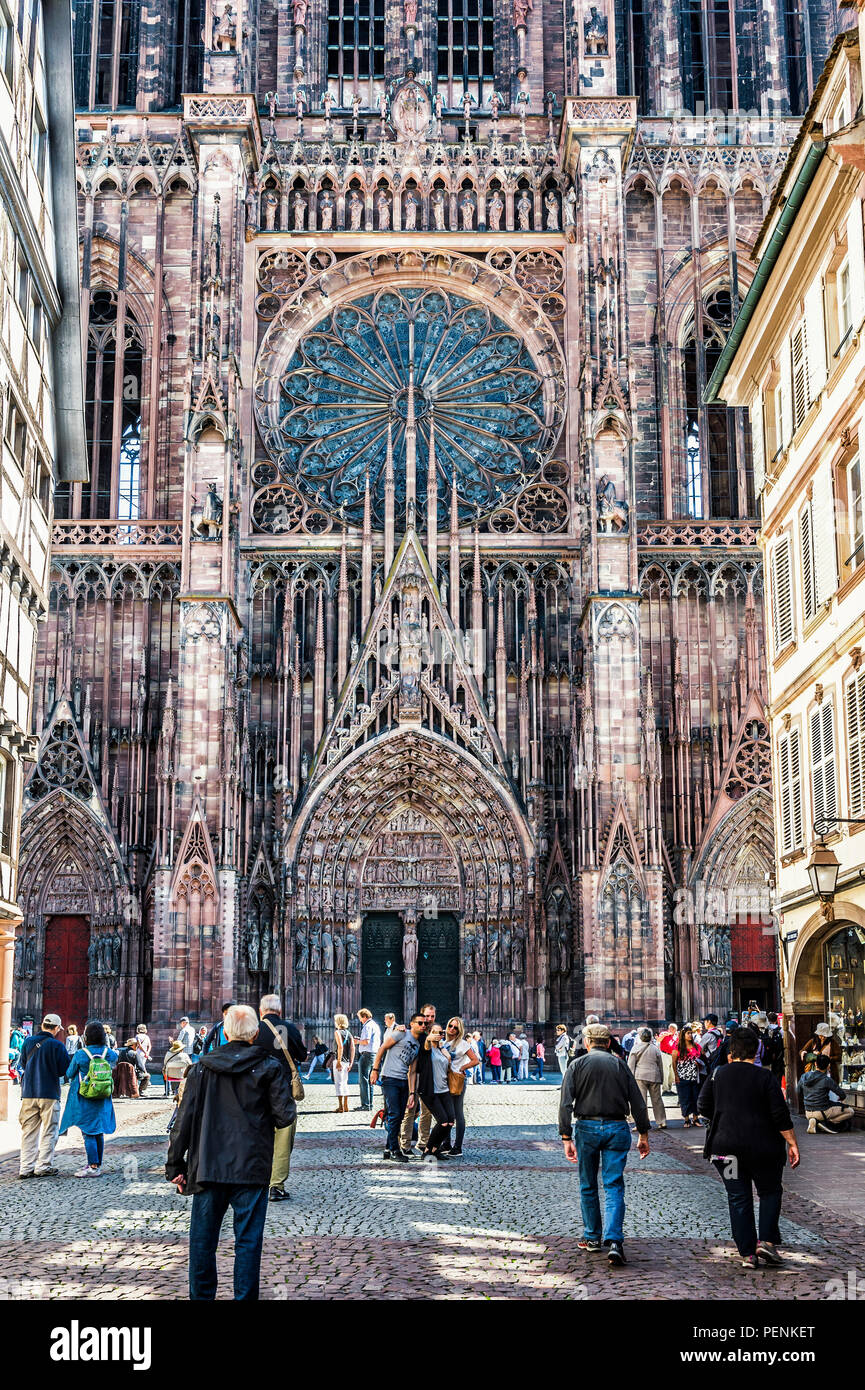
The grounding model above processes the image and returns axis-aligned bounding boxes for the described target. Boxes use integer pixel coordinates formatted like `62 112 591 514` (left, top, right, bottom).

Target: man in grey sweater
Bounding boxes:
797 1055 855 1133
559 1023 650 1267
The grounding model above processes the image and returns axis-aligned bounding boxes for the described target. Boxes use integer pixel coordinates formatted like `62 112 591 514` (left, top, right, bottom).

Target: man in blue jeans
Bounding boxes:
166 1004 296 1300
370 1013 425 1161
559 1022 650 1267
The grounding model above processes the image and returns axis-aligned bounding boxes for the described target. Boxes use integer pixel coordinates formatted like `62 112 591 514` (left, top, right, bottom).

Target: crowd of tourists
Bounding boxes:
8 996 856 1298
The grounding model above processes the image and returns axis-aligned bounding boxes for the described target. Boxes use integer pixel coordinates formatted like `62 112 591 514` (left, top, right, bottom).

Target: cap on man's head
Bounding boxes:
42 1013 61 1029
180 1016 189 1023
584 1023 611 1043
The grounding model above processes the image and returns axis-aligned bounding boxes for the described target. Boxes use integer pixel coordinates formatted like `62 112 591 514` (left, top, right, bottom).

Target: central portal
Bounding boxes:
361 913 404 1023
417 915 460 1024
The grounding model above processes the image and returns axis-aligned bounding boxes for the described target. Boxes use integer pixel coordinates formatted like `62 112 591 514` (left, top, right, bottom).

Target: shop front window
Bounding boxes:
825 923 865 1097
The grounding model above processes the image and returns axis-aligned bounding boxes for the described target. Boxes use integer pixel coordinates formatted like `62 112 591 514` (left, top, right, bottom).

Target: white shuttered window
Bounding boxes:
846 670 865 818
810 700 837 829
800 502 817 622
778 727 804 854
772 535 795 651
791 321 811 432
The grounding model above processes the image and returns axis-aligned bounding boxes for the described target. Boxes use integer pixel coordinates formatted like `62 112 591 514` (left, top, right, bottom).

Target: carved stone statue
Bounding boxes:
292 0 308 26
213 2 236 50
345 930 358 972
544 190 559 231
563 184 577 242
292 192 306 230
402 919 418 974
431 188 446 230
88 936 99 976
512 924 525 974
596 472 628 533
487 921 500 972
334 930 345 972
513 0 532 25
501 921 512 969
294 923 309 972
319 189 334 230
193 482 223 541
262 190 278 231
322 925 334 971
517 190 533 231
473 920 486 973
348 190 364 230
376 189 391 231
584 4 609 54
459 190 475 231
488 189 504 231
261 925 272 971
309 923 322 971
111 929 122 974
404 189 419 230
24 934 37 975
404 0 418 24
247 923 261 972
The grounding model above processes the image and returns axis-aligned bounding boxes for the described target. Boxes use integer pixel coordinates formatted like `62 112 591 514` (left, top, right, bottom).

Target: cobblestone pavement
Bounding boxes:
0 1078 862 1300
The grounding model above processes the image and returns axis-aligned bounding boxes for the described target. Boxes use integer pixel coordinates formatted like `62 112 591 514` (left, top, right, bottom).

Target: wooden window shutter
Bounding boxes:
847 671 865 819
791 321 810 431
800 503 817 622
811 700 837 828
772 535 794 651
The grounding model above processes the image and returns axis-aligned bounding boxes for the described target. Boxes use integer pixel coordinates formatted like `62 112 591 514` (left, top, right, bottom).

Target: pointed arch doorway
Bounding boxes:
361 913 404 1023
417 915 459 1023
43 915 90 1031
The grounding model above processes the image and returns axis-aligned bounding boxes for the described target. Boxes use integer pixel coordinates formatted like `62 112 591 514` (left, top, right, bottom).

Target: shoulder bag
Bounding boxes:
261 1018 305 1102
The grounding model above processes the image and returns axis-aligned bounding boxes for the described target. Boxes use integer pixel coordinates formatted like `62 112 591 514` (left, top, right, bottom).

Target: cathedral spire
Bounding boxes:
384 420 395 575
426 413 438 578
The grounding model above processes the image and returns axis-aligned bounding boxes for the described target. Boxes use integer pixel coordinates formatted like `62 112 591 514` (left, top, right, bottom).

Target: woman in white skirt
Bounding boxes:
332 1013 355 1113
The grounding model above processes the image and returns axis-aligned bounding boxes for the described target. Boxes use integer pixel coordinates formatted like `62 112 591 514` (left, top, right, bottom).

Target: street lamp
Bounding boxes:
806 817 865 903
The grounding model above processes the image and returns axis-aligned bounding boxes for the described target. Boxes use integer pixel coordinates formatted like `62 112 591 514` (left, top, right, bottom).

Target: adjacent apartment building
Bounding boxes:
0 0 86 1118
711 10 865 1120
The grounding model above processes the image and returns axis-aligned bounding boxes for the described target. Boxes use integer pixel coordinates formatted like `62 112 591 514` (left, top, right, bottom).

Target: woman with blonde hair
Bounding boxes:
332 1013 355 1113
441 1016 479 1157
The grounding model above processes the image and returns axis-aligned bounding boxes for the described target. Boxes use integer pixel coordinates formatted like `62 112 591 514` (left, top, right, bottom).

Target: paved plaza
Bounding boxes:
0 1078 862 1300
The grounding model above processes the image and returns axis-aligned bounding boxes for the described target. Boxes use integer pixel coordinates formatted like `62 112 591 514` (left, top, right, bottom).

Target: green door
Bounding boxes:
361 913 405 1023
417 915 460 1023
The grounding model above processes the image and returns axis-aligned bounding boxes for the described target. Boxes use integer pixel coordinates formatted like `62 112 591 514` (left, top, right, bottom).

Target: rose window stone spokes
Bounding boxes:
268 286 551 527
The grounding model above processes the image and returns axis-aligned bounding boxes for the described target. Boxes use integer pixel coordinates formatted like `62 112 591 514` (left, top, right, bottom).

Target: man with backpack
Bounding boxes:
700 1014 725 1074
256 993 307 1203
17 1013 71 1178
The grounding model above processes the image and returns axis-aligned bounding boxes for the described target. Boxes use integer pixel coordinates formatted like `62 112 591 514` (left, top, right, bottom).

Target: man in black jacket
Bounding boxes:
559 1023 650 1267
166 1003 296 1300
257 992 307 1202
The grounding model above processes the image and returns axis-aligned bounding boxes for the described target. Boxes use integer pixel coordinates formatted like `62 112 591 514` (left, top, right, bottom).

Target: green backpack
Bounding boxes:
78 1047 114 1100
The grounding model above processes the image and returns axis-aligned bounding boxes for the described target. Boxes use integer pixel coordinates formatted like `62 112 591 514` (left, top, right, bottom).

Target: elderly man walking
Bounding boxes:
559 1022 650 1267
256 992 306 1202
166 1003 296 1300
18 1013 71 1178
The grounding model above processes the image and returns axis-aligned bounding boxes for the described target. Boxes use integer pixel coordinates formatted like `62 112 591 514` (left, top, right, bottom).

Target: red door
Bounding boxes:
43 916 90 1033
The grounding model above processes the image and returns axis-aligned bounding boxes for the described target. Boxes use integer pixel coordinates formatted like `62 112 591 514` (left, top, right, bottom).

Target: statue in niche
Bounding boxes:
334 930 345 972
262 190 278 231
431 188 446 230
459 190 475 231
261 925 272 972
348 190 364 230
213 2 236 50
487 922 500 972
404 0 418 24
404 189 420 230
501 920 512 969
247 923 260 973
321 924 334 971
399 583 424 704
463 929 475 974
192 482 223 540
584 4 609 54
111 929 122 975
294 923 309 972
345 930 358 973
512 924 525 974
544 190 559 231
88 936 99 976
24 934 37 975
292 0 308 27
718 928 731 974
488 189 504 231
513 0 532 26
319 190 334 230
563 185 577 241
517 190 533 231
402 919 418 974
309 923 322 971
292 192 306 230
376 189 391 230
13 933 22 978
596 473 628 533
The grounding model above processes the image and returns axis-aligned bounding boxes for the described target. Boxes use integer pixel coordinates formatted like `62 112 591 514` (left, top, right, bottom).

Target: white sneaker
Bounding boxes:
806 1119 816 1134
74 1165 101 1177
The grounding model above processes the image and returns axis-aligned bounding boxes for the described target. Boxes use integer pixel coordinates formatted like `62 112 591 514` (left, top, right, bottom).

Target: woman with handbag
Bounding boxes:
59 1020 118 1176
332 1013 355 1113
441 1017 480 1157
671 1023 705 1127
415 1023 455 1160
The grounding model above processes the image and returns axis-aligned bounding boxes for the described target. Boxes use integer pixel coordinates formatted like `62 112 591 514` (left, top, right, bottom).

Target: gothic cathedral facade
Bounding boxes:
12 0 848 1038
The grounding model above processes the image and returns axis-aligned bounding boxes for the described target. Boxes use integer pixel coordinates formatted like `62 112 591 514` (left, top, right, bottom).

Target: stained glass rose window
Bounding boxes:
255 285 558 527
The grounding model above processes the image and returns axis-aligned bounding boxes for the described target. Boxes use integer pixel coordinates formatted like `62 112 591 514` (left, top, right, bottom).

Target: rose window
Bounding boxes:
255 285 557 527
